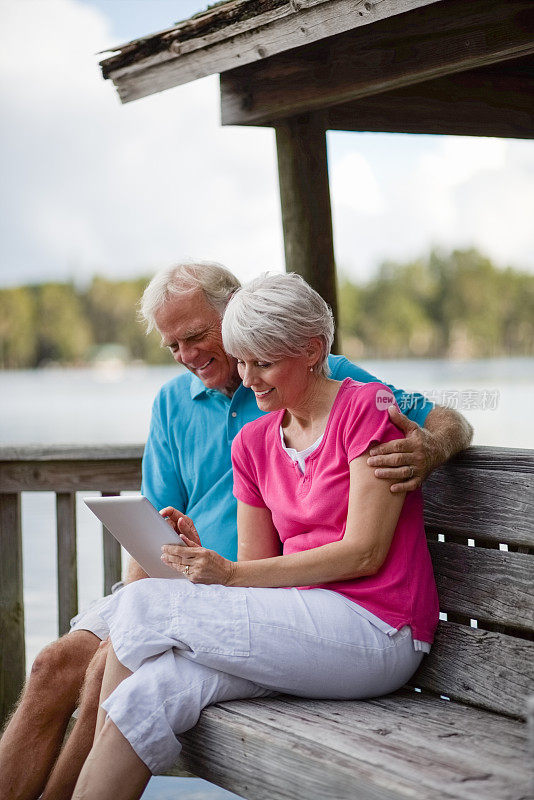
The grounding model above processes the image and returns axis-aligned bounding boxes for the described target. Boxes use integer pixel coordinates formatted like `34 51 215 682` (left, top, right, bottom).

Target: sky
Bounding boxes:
1 0 533 290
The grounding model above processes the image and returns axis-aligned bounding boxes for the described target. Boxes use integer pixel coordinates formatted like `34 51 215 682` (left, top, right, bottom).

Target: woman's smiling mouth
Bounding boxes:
254 388 274 398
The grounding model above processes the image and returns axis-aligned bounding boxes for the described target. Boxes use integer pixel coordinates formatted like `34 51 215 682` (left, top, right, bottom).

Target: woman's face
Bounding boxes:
237 354 314 412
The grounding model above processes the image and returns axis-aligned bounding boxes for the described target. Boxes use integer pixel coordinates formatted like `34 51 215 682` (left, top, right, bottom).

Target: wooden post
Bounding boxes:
0 493 25 724
56 493 78 636
275 112 339 352
102 491 122 595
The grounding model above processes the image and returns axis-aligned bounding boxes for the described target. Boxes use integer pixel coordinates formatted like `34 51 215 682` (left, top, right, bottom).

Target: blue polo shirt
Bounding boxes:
141 355 433 560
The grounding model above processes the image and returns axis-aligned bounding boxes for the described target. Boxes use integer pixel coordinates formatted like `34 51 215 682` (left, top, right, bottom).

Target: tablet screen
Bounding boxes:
84 495 187 580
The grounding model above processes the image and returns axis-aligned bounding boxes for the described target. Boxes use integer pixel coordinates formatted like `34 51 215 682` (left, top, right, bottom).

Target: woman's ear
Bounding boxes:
306 337 323 369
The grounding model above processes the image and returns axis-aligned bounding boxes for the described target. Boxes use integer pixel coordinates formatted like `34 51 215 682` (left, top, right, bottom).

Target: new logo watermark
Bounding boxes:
375 388 396 410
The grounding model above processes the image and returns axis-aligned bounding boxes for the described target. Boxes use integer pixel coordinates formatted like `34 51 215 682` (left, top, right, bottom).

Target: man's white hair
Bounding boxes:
222 272 334 377
139 260 241 333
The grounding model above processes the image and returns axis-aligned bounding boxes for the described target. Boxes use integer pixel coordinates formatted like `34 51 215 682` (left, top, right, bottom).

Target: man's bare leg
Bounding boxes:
40 639 109 800
0 630 100 800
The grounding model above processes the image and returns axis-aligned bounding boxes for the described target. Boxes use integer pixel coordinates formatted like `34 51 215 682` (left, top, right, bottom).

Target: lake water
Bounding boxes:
1 358 533 797
2 357 533 666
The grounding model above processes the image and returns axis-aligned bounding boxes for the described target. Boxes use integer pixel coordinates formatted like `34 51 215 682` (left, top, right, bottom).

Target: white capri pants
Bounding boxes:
96 579 423 775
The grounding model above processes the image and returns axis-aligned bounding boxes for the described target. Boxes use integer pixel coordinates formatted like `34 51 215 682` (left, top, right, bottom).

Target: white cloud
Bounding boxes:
420 137 507 189
330 135 534 282
0 0 283 286
1 0 533 290
330 153 384 214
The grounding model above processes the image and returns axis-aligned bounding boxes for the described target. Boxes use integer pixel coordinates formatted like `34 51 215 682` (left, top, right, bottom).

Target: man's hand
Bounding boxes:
367 403 473 493
367 405 445 493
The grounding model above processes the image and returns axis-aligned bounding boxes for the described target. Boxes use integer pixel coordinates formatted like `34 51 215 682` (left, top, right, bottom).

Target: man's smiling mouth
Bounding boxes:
196 358 214 371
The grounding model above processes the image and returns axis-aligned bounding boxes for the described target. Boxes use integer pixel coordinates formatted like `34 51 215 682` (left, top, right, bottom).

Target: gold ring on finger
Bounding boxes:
408 466 414 479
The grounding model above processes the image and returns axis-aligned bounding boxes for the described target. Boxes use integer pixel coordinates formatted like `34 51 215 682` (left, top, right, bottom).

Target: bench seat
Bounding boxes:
175 689 529 800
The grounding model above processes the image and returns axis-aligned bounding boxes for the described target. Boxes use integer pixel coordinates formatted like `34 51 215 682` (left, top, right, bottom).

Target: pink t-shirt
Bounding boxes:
231 378 439 644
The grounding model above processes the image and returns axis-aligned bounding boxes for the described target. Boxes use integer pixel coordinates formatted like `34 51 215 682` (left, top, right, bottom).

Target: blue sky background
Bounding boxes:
88 0 208 42
1 0 533 289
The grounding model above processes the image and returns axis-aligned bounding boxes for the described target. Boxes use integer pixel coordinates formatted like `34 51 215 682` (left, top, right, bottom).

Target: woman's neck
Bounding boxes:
282 377 342 450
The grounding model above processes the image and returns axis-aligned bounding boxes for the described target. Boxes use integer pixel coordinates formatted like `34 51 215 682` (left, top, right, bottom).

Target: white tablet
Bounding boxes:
84 495 187 580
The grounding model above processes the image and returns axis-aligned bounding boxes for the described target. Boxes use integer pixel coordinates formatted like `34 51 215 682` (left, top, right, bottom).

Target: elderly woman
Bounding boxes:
73 273 439 800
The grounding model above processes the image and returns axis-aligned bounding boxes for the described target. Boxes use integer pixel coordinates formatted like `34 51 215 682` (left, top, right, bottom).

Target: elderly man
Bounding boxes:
0 261 472 800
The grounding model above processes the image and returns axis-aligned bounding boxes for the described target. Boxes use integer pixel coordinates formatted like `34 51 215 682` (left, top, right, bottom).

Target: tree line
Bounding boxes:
339 248 534 360
1 248 533 369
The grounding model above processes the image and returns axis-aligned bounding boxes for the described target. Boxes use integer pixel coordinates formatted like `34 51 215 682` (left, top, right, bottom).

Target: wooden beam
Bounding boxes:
101 0 439 104
102 491 122 595
56 493 78 636
528 694 534 783
0 494 25 725
0 444 144 461
275 113 339 350
325 58 534 139
221 0 534 126
0 459 142 493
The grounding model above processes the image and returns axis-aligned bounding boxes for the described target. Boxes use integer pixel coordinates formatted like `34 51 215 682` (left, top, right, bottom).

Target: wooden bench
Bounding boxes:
172 447 534 799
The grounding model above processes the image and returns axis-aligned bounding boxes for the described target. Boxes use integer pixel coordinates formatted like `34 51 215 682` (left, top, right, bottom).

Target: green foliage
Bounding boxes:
1 248 533 368
0 276 167 369
32 283 93 365
0 287 37 368
83 276 168 364
339 248 534 359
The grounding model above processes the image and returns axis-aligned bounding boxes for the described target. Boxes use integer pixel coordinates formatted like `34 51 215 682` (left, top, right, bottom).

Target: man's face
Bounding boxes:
155 290 240 396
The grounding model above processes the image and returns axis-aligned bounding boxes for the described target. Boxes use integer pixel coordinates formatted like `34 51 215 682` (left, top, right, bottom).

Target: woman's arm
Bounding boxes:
227 452 404 587
237 503 282 560
161 450 405 587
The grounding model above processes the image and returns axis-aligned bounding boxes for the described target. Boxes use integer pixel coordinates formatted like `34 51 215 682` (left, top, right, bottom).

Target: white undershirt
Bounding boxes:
278 425 431 654
279 426 323 473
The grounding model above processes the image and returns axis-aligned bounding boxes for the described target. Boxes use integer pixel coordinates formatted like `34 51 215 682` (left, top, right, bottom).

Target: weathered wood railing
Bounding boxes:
0 445 143 724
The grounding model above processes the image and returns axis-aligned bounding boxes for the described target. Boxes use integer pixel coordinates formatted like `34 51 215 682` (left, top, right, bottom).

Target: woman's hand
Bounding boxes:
159 507 202 546
161 538 236 586
160 511 237 585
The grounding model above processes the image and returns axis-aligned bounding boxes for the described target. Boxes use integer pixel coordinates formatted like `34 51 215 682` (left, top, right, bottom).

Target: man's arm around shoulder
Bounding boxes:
368 404 473 493
329 353 473 490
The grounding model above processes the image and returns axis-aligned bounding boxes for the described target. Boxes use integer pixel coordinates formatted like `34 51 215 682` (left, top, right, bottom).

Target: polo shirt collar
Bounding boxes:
189 374 246 401
189 374 208 399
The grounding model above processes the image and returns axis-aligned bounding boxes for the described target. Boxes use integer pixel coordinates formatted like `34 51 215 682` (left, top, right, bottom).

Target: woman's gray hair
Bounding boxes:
222 272 334 377
139 260 241 333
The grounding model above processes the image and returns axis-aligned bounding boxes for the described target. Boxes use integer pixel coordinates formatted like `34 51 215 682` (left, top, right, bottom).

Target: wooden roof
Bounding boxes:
100 0 440 103
100 0 534 138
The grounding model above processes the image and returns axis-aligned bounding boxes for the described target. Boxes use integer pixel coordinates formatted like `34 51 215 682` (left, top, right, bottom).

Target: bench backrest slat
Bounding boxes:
423 466 534 548
420 447 534 717
428 541 534 633
413 621 534 718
